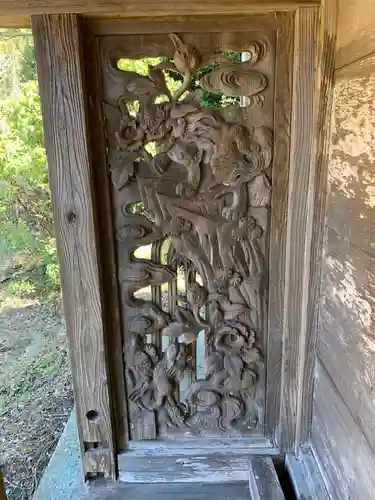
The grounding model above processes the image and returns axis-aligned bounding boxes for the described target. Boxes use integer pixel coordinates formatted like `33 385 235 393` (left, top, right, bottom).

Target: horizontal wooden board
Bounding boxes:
2 0 319 28
311 359 375 500
0 0 320 15
76 481 251 500
118 454 251 483
318 228 375 454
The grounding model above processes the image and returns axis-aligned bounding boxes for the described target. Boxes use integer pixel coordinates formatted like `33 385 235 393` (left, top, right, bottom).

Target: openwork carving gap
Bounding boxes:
106 33 273 436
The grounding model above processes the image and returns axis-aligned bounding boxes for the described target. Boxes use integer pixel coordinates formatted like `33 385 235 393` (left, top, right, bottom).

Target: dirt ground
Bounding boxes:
0 285 74 500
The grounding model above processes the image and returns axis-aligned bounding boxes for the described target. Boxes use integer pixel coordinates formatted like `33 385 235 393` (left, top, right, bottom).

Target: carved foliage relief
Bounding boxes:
102 32 274 438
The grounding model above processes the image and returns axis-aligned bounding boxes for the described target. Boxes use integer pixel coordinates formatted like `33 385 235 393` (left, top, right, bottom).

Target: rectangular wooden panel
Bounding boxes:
32 14 116 478
99 21 277 442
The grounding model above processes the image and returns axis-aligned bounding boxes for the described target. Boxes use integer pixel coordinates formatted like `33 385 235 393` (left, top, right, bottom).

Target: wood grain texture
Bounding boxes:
81 19 129 452
266 11 294 443
312 359 375 500
336 0 375 69
248 457 284 500
268 2 337 453
31 14 116 478
278 6 318 452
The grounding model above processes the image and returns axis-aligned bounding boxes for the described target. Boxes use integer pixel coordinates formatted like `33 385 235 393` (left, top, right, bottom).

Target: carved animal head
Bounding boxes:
211 124 272 187
169 33 201 76
187 282 207 308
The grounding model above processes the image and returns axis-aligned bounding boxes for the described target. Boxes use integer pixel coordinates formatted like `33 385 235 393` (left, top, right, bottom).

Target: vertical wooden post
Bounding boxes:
31 14 117 479
279 6 319 452
268 1 338 453
303 0 338 446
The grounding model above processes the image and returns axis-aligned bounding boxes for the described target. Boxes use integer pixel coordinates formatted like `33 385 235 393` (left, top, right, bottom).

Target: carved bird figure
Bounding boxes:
169 33 201 77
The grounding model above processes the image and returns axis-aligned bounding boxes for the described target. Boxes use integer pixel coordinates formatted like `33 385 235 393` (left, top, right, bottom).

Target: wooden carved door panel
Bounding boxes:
100 26 275 440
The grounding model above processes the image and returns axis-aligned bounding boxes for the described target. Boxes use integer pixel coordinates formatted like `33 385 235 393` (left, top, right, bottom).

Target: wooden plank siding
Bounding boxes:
311 71 375 497
312 360 375 499
31 14 117 478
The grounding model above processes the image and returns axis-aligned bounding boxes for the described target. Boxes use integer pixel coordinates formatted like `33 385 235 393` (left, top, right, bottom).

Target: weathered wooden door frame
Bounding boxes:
31 1 337 480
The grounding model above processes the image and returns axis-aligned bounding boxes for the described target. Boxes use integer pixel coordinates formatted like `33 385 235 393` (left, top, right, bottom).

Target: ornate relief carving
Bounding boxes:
104 33 272 437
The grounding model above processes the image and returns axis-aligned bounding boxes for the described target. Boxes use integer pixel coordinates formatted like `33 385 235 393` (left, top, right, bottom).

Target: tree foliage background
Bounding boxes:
0 29 59 298
0 35 241 299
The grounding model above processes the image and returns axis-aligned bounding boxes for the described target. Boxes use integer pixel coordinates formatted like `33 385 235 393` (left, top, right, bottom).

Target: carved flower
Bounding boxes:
215 268 242 291
116 118 145 151
229 272 242 287
216 268 233 281
232 216 263 242
214 324 247 354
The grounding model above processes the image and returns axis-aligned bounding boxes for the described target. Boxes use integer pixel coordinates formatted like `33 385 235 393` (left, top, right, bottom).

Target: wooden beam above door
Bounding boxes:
1 0 319 28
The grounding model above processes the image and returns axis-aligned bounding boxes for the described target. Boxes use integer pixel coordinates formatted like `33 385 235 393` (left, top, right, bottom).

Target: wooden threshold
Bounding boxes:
117 436 280 483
